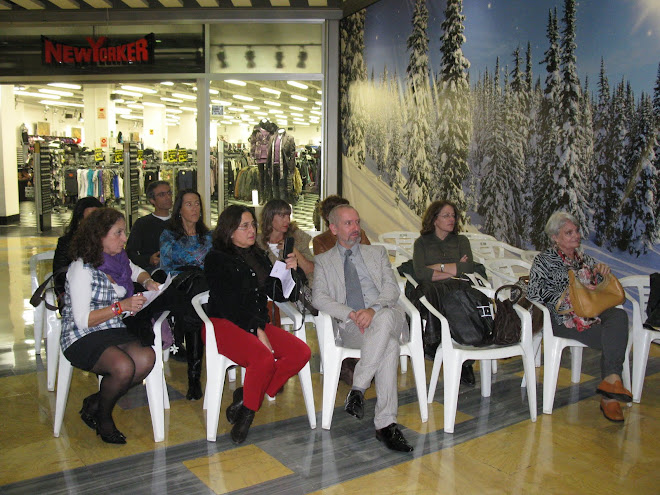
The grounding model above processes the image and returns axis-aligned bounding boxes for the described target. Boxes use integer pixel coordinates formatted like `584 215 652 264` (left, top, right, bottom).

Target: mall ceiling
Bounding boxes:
0 0 377 19
15 78 324 129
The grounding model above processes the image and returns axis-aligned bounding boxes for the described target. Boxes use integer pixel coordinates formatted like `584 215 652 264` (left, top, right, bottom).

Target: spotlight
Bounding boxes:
217 45 228 68
275 46 284 69
245 46 255 69
297 46 307 69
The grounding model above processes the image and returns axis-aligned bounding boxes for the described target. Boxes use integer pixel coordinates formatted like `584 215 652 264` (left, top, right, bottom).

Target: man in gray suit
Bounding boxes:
312 205 413 452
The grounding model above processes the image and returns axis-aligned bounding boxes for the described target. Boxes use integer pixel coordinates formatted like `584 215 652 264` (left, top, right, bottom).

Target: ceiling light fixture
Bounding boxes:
122 85 157 94
245 46 256 69
143 102 166 108
263 100 281 107
39 99 84 108
228 107 245 112
161 97 184 103
260 87 281 96
287 81 309 90
114 89 142 97
39 88 74 97
172 93 197 101
289 106 304 111
212 100 232 106
291 95 308 101
48 82 82 90
310 110 322 115
225 80 246 86
243 105 260 110
16 90 57 98
160 81 174 86
232 94 253 102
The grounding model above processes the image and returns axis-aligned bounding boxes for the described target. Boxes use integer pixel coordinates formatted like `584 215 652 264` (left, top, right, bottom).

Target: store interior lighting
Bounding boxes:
122 85 157 94
38 88 74 97
260 87 281 96
172 93 197 100
225 79 246 86
290 95 308 101
48 82 81 90
287 81 308 90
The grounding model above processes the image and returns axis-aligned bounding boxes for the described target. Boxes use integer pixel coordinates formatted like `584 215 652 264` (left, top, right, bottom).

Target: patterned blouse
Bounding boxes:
159 230 213 276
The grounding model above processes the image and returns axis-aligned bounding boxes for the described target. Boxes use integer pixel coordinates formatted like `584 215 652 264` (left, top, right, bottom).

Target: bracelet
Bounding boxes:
143 278 154 288
111 302 122 316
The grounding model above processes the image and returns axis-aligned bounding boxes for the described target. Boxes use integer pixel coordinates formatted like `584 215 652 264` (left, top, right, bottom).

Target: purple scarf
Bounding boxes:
98 250 134 297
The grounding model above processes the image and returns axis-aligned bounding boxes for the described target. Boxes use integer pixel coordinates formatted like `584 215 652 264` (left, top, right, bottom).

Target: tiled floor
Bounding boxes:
0 211 658 494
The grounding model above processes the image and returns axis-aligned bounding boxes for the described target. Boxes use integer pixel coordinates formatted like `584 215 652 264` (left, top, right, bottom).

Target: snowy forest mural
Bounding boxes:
339 0 659 257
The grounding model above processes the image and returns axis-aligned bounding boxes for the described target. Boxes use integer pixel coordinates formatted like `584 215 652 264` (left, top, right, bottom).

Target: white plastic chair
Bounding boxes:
470 239 525 263
371 241 412 269
620 275 659 403
530 300 631 414
44 290 62 391
377 231 419 257
461 232 496 241
520 250 540 264
422 287 537 433
192 291 316 442
29 251 55 354
54 311 170 442
314 292 427 430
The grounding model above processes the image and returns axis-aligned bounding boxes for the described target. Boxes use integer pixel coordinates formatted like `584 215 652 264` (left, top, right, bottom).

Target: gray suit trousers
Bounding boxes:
339 307 405 429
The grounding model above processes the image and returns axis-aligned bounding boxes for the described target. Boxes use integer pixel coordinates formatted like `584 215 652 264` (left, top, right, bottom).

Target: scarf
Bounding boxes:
98 250 134 298
556 247 600 331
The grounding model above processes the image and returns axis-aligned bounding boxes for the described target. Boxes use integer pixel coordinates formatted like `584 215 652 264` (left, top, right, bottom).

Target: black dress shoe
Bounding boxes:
460 363 476 386
79 393 99 430
226 387 244 425
95 421 127 445
375 423 413 452
231 405 255 444
344 390 365 420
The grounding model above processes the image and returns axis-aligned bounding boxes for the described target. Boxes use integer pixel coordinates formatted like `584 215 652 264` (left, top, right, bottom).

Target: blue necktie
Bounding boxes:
344 249 365 310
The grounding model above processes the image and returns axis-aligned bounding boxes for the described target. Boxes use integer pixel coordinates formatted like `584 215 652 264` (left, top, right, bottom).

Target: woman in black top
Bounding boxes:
204 205 311 444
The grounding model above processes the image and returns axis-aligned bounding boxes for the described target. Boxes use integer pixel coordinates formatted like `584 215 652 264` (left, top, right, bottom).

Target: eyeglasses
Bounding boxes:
155 190 173 198
237 221 257 231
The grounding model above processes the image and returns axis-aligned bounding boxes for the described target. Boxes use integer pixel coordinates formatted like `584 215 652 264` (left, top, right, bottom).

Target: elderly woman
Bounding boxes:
159 189 213 400
528 211 631 422
257 198 314 283
53 196 103 308
204 205 311 444
60 208 158 444
412 200 476 385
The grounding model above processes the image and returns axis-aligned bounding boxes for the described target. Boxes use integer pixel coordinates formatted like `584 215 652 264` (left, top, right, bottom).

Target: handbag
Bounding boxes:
565 270 625 318
492 285 522 345
30 267 68 311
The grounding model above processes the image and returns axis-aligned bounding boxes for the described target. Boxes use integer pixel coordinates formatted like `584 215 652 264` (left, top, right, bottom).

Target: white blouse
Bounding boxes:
66 258 143 330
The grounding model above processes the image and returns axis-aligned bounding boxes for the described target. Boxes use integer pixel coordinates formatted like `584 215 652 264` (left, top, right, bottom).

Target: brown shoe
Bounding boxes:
596 379 633 402
600 398 624 422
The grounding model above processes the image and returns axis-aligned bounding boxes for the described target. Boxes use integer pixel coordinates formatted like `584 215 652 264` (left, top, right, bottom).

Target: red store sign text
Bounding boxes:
42 34 155 66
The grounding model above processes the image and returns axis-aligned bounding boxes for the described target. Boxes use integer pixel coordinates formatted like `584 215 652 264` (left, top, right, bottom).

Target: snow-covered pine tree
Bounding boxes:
590 59 612 245
404 0 433 215
616 93 658 255
523 78 543 243
340 10 368 168
654 63 660 225
578 74 594 230
554 0 590 236
531 8 562 249
604 80 631 246
385 69 406 203
434 0 472 219
479 70 517 242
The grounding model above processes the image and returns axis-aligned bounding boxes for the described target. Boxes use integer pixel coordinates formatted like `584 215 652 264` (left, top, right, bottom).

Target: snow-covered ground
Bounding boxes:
344 153 658 278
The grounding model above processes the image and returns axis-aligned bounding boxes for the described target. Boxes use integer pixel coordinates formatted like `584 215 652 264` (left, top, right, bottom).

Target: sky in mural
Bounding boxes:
364 0 659 97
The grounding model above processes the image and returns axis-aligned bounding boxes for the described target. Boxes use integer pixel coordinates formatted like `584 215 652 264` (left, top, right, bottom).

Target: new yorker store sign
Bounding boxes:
0 30 204 78
42 34 155 66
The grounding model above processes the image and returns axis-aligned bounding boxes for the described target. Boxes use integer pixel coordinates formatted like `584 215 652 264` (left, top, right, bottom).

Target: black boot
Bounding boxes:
226 387 244 425
231 405 255 444
185 330 204 400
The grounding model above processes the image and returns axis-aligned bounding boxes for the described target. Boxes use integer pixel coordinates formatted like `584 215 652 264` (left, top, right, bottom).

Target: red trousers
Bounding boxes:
209 318 311 411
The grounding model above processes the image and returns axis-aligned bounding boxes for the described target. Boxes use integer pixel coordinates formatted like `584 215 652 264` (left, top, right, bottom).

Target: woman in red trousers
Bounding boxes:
204 205 311 444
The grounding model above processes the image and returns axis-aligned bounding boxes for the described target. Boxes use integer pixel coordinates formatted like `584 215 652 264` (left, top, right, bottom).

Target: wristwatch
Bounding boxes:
441 264 445 273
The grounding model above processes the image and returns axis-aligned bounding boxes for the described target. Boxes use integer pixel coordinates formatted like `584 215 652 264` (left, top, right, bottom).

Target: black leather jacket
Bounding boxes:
204 246 289 335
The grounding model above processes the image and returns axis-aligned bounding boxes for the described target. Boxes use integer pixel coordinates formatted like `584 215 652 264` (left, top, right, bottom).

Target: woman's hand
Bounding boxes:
594 263 611 277
460 254 468 262
285 252 298 270
121 293 147 315
256 328 273 352
144 279 161 291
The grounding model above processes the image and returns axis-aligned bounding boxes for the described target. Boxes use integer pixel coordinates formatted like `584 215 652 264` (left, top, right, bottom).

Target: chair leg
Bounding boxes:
622 329 632 395
570 347 583 383
45 311 60 392
480 359 492 397
400 355 408 374
321 354 343 430
543 341 564 415
521 349 538 423
34 303 45 354
145 360 165 442
408 350 428 422
427 347 443 404
443 357 463 434
205 362 225 442
533 332 543 367
632 332 653 403
298 361 317 429
53 350 73 437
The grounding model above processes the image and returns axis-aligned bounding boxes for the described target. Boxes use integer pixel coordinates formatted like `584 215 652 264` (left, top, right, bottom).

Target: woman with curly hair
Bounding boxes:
60 208 159 444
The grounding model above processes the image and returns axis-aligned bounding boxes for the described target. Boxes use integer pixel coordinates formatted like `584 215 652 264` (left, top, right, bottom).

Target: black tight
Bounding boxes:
89 341 155 435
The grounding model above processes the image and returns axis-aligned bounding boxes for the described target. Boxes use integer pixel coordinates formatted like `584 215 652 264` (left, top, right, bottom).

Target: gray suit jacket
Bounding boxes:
312 244 404 337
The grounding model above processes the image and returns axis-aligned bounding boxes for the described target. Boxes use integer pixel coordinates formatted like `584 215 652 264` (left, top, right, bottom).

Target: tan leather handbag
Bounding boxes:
566 270 625 318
